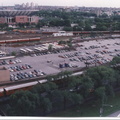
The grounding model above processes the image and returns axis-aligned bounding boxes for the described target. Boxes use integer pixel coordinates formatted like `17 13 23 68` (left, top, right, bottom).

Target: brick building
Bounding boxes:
15 16 28 23
0 17 6 24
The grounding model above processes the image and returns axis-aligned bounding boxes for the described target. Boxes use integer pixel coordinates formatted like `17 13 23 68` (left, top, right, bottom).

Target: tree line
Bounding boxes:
35 10 120 31
6 56 120 116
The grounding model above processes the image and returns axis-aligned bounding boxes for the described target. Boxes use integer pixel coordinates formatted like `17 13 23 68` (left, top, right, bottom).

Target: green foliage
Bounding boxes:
110 56 120 65
81 76 94 91
41 97 52 113
63 26 73 31
7 90 39 116
49 90 64 103
84 66 117 106
58 40 66 45
73 25 82 31
31 82 58 94
48 44 53 51
70 93 83 105
68 76 82 89
6 64 120 116
95 86 106 98
85 66 115 87
11 51 16 56
0 23 8 30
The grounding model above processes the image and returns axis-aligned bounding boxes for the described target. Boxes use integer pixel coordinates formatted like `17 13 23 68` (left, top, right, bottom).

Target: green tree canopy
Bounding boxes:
7 90 39 116
85 66 116 87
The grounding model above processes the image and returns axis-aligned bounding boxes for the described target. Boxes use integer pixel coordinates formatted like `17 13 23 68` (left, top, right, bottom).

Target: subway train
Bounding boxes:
0 37 41 44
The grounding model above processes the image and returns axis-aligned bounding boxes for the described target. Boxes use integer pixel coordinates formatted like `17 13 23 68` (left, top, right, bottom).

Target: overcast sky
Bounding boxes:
1 0 120 7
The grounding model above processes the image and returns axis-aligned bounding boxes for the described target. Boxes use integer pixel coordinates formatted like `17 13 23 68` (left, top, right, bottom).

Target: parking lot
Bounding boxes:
0 38 120 82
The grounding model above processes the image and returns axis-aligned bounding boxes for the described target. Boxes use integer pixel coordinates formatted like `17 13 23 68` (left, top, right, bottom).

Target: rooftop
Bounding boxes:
0 10 39 17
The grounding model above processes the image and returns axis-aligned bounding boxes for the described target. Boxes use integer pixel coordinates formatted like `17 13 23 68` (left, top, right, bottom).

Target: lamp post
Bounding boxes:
100 104 113 117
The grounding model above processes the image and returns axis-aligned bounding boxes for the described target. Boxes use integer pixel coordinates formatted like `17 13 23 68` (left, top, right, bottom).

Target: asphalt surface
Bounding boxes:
107 110 120 117
0 38 120 82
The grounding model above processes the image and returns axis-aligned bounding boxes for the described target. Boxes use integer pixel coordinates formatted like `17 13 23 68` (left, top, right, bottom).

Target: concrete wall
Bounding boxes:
0 67 10 82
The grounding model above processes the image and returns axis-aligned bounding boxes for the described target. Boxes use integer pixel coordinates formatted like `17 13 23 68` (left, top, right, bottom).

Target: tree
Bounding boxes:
62 90 83 110
48 44 53 52
58 40 66 45
56 71 72 88
0 23 8 30
70 93 83 105
67 76 83 94
84 66 116 105
31 81 58 95
109 57 120 86
85 66 116 87
40 97 52 115
64 19 71 27
110 56 120 65
73 25 82 31
63 26 73 31
84 24 92 31
11 51 16 56
80 76 94 98
7 90 39 116
95 86 107 104
48 90 64 110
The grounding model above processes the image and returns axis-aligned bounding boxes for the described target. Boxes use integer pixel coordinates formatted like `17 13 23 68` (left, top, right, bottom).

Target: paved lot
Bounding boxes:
0 38 120 82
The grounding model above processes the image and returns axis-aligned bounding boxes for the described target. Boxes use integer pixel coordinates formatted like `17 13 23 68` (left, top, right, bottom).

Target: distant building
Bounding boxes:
26 3 29 8
0 10 39 25
30 2 34 8
71 23 78 27
53 31 73 37
91 25 96 29
104 11 113 16
22 3 26 8
93 9 103 16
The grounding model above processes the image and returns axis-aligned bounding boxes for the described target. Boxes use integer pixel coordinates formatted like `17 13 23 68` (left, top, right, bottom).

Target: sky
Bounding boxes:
1 0 120 8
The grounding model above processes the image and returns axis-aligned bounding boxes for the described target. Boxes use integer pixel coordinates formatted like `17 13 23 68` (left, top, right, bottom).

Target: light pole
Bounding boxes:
100 104 113 117
99 93 113 117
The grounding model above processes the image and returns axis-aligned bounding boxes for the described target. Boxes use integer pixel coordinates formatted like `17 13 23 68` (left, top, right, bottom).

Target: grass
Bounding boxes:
48 92 120 117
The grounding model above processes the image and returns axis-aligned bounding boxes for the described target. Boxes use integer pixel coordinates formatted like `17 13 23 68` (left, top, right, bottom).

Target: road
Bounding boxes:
107 110 120 117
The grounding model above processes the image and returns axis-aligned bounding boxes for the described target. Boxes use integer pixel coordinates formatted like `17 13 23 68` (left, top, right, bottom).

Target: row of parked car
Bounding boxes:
84 58 111 65
69 53 103 62
59 51 82 59
88 45 101 49
8 64 32 72
0 59 21 65
110 52 120 57
30 49 70 57
10 69 46 81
